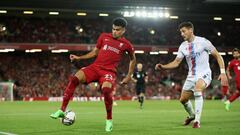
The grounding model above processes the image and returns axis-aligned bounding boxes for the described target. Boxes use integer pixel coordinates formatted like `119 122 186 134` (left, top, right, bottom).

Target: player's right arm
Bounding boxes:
70 33 104 62
69 47 99 62
155 57 183 70
155 43 184 70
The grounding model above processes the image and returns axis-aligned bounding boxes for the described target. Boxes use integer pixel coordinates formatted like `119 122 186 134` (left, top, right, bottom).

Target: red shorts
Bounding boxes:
81 64 116 86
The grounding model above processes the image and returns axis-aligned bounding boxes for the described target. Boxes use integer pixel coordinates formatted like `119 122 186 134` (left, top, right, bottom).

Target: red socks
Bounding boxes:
61 76 79 111
221 86 228 97
102 87 113 120
60 75 113 120
60 75 114 121
223 85 240 103
229 90 240 102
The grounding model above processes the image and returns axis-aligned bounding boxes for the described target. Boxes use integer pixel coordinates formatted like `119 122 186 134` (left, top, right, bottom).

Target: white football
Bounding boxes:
61 110 76 126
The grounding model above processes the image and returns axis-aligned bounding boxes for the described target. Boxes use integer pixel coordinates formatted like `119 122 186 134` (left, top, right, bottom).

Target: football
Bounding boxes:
61 110 76 126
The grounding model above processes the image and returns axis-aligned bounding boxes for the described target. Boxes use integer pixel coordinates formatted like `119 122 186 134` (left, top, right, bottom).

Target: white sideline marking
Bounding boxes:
0 131 17 135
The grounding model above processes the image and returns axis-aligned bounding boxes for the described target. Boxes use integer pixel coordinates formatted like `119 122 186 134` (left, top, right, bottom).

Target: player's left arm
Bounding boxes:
144 73 149 83
69 47 99 62
121 51 136 84
211 49 228 86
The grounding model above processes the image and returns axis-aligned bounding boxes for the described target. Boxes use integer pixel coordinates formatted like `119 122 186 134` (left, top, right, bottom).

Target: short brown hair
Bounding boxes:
232 48 240 53
178 22 194 31
113 17 127 28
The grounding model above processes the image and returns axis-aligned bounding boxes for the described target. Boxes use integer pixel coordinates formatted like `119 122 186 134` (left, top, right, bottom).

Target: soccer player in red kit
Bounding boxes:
224 48 240 111
50 17 136 132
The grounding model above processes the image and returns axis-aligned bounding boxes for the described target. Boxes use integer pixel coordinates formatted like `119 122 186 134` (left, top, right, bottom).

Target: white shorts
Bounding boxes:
182 72 212 92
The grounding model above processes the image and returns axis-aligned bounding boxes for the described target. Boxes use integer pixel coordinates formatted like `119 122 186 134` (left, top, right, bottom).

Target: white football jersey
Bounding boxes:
177 36 216 78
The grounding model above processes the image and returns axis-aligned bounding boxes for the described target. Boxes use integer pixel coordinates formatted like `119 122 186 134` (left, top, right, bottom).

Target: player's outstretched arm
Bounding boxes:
155 57 182 70
211 49 228 86
121 52 136 84
69 47 99 62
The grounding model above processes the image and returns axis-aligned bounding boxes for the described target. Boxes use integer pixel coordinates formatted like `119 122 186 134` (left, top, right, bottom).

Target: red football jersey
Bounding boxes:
93 33 134 72
228 59 240 79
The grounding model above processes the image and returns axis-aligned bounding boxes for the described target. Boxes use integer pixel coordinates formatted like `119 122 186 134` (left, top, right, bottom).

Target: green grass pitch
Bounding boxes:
0 100 239 135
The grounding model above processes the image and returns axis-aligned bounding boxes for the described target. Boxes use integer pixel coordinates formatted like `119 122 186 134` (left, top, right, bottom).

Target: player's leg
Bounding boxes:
225 83 240 111
180 90 194 125
101 81 113 132
99 71 117 132
50 70 86 119
192 79 206 128
180 78 195 125
61 70 86 111
136 86 141 103
221 85 229 101
139 93 144 108
139 86 145 109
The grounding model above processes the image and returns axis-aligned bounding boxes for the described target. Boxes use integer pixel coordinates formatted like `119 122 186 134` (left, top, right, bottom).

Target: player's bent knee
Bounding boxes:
195 79 206 90
194 91 202 97
179 91 192 104
101 82 113 96
179 98 188 104
101 82 112 89
74 70 86 83
179 96 189 104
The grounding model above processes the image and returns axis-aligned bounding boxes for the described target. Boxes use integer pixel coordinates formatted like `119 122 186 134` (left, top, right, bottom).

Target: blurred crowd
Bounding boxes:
0 16 239 47
0 52 236 100
0 16 238 100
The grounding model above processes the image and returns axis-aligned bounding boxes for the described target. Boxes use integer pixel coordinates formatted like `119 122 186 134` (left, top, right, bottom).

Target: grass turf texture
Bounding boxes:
0 100 239 135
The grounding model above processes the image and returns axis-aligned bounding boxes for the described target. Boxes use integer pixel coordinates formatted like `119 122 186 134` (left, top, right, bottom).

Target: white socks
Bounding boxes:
183 100 194 117
194 91 203 123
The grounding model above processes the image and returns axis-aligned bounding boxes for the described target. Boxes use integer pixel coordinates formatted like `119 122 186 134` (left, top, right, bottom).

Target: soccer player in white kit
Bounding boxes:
155 22 228 128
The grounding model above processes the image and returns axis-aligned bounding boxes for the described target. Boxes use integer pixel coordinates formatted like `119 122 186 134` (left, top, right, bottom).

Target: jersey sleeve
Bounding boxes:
204 38 216 53
176 44 184 59
125 42 135 54
96 33 104 49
